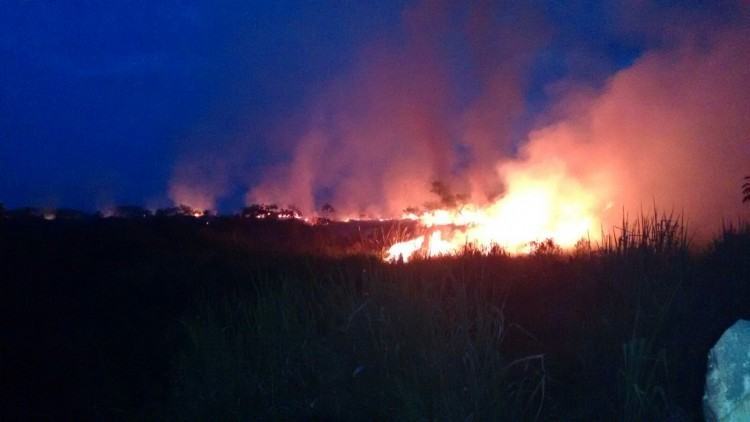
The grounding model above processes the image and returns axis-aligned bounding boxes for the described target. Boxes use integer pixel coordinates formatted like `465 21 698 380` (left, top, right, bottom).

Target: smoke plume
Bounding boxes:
521 26 750 237
248 0 546 217
175 0 750 238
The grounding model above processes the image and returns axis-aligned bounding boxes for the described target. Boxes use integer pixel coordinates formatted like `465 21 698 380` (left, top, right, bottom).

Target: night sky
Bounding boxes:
0 1 744 211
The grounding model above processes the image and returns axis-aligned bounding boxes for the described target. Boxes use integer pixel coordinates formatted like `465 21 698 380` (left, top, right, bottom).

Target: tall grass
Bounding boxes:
169 257 545 420
165 212 735 420
3 214 747 420
600 210 689 256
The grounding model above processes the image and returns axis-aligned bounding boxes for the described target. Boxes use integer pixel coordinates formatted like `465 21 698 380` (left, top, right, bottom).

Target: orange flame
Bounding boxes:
385 235 425 263
385 164 606 262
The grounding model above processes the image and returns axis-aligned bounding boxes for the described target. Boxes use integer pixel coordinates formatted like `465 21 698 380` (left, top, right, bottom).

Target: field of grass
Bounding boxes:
1 215 749 420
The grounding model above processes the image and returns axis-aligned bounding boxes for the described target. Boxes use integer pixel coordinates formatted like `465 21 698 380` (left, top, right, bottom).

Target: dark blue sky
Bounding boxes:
0 0 735 210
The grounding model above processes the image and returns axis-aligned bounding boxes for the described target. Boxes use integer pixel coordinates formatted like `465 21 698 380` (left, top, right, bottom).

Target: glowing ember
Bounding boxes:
384 167 605 262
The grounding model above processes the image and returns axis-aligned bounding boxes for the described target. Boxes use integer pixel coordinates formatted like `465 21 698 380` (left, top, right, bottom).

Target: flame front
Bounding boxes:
385 164 605 262
385 235 425 263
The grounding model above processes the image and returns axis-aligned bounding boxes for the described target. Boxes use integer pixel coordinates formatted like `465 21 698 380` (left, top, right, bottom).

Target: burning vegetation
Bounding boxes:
217 3 749 255
385 169 604 262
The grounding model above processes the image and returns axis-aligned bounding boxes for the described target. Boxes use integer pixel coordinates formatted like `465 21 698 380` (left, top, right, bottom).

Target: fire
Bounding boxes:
385 165 605 262
385 235 425 263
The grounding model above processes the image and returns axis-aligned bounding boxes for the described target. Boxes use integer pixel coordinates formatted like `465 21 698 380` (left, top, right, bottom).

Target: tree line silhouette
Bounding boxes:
1 177 748 223
0 202 338 222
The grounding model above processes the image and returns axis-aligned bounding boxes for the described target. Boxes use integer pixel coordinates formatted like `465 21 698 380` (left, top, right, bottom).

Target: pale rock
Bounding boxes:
704 319 750 421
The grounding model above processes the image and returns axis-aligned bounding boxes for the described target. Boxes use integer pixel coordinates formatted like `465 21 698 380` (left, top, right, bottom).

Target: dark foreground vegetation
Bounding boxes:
1 215 749 420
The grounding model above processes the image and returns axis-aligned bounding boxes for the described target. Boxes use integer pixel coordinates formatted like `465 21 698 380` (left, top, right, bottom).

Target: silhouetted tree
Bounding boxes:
8 207 43 219
288 205 302 217
113 206 152 219
403 206 421 215
178 205 196 216
744 176 750 203
241 205 263 218
0 203 5 219
425 181 469 210
321 203 335 215
278 206 302 220
153 205 209 218
241 204 281 219
155 207 181 218
313 203 336 224
56 208 89 220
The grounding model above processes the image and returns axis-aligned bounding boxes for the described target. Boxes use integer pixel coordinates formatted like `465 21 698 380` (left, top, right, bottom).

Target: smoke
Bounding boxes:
169 149 232 211
248 0 546 216
174 0 749 238
520 25 750 237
